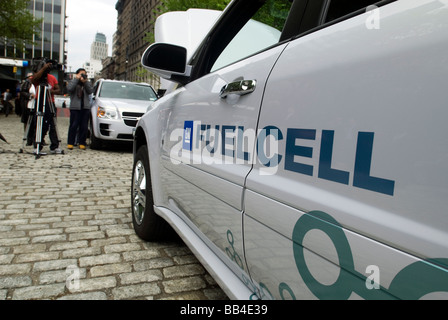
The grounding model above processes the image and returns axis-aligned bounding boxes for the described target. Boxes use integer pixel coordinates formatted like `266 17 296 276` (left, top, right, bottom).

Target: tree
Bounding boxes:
0 0 42 56
159 0 231 12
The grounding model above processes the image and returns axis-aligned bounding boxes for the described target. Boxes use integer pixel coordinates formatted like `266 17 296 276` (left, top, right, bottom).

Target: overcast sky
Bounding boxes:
66 0 118 72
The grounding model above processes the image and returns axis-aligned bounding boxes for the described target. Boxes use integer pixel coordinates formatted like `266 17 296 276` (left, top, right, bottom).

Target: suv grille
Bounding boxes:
122 112 144 128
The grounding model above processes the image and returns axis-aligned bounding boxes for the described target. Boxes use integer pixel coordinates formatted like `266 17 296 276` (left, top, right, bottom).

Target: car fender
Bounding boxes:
134 92 179 207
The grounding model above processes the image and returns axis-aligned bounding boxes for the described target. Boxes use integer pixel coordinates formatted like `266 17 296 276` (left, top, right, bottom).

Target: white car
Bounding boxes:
90 79 158 149
132 0 448 300
54 95 69 109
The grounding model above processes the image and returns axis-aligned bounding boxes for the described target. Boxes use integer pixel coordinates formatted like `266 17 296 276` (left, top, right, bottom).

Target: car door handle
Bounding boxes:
220 80 257 99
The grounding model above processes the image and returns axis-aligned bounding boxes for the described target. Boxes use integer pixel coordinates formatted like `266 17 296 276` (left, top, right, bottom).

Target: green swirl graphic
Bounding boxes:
292 211 448 300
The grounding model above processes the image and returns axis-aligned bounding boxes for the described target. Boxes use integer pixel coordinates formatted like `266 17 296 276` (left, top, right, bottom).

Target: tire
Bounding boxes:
89 118 102 150
132 145 175 241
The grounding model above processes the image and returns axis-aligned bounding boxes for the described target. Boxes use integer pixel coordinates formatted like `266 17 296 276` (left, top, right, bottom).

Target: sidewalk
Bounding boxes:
0 113 227 300
56 107 70 118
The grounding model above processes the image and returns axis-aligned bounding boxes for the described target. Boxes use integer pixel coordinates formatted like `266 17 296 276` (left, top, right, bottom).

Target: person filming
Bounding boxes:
67 68 93 150
31 60 63 155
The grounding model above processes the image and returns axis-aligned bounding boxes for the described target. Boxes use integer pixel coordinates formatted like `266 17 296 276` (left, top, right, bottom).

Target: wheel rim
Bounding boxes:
133 160 146 225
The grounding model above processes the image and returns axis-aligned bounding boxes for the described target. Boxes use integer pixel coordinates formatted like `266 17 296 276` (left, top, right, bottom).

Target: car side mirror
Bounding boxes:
141 43 191 85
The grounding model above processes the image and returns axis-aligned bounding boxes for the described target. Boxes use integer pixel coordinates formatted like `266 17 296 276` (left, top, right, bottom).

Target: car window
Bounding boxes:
99 82 158 101
210 0 293 72
323 0 389 24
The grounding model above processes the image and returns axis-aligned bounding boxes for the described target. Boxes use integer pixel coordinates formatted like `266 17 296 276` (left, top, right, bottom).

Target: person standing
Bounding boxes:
67 68 93 150
20 73 34 128
20 73 36 145
15 81 21 116
2 89 13 117
31 61 63 154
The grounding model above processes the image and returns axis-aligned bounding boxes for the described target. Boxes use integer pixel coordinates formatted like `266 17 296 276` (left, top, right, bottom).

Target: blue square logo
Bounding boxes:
183 121 194 151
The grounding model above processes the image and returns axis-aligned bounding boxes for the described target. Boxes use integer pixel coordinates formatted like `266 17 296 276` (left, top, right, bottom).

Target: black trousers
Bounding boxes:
33 112 59 151
68 109 90 146
3 101 13 116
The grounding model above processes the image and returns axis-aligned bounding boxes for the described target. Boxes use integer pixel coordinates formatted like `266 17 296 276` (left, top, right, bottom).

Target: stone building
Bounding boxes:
114 0 162 89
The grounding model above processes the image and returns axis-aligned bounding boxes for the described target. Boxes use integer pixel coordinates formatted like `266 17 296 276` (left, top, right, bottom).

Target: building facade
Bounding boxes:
100 56 115 80
91 32 108 61
87 32 109 79
0 0 67 82
114 0 161 89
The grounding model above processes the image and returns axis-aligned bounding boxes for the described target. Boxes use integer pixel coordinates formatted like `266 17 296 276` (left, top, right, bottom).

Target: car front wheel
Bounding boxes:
89 118 103 150
132 145 174 241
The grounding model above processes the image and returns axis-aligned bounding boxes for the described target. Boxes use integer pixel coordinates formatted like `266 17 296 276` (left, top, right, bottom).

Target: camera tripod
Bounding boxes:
0 132 14 154
20 84 64 159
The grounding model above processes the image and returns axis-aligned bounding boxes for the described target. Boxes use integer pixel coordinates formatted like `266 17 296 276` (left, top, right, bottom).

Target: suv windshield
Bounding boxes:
99 82 158 101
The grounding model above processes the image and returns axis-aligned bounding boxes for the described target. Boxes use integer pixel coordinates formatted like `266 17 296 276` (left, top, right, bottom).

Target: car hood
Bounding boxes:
97 98 155 113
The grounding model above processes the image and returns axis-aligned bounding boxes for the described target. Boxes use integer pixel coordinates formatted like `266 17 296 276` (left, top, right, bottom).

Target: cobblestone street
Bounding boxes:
0 111 228 300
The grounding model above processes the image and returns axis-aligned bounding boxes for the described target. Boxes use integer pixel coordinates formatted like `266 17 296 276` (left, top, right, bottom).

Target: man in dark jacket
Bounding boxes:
66 68 93 150
2 89 13 117
20 73 34 128
19 73 36 145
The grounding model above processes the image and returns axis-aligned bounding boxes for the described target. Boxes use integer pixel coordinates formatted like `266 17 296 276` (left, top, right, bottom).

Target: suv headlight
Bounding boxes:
97 106 119 120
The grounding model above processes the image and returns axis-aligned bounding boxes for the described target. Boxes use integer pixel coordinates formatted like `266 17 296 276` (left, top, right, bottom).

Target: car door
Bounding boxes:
158 0 298 283
244 0 448 300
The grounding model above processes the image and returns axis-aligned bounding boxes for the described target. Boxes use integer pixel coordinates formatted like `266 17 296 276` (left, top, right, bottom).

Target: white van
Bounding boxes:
131 0 448 299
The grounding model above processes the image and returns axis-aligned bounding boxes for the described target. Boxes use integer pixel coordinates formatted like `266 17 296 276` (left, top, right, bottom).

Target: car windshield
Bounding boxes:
99 82 158 101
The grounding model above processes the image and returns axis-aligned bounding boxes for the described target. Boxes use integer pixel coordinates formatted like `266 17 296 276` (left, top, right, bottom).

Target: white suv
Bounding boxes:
90 79 158 149
132 0 448 300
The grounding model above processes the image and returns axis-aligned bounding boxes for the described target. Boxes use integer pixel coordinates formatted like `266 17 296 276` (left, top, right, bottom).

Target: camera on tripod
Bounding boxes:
40 58 62 71
33 58 63 75
46 59 63 71
32 58 63 87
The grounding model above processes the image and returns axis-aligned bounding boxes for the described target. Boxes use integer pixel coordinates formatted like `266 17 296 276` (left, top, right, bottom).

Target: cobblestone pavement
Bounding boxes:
0 111 228 300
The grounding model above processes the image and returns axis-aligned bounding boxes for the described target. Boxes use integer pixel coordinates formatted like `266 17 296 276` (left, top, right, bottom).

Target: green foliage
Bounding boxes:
254 0 292 31
0 0 42 55
160 0 232 12
160 0 291 31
